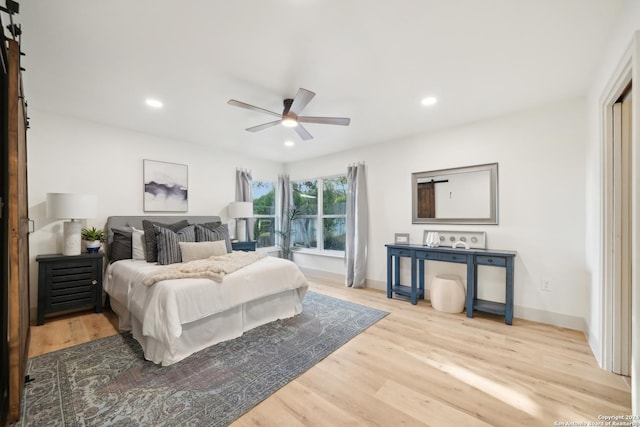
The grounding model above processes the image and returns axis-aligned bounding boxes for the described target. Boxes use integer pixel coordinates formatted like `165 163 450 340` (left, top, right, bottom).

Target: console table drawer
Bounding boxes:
389 248 412 257
476 256 507 267
415 251 438 260
438 252 468 263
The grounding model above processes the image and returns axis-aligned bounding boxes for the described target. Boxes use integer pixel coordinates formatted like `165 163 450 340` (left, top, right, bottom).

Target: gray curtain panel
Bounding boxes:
345 163 369 288
276 174 292 249
235 169 254 241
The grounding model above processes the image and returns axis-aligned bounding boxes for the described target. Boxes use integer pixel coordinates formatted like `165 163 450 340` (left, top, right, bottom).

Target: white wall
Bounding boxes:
286 97 588 329
27 109 283 309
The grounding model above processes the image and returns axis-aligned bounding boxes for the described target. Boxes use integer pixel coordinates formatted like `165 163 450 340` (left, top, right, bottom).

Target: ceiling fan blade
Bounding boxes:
293 123 313 141
227 99 281 118
289 88 315 115
246 120 281 132
298 116 351 126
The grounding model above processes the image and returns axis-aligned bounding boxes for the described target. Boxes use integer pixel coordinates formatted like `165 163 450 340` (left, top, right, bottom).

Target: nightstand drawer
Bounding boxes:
231 241 256 252
36 253 104 325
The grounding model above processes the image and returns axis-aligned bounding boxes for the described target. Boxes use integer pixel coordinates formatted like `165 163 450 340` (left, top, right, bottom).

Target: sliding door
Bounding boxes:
0 16 9 425
7 38 30 422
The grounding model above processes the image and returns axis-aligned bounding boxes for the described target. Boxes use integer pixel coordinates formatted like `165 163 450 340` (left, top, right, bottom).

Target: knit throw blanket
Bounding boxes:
142 251 267 286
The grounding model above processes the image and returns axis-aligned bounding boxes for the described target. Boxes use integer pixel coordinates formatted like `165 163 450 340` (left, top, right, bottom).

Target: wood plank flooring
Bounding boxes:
29 280 631 426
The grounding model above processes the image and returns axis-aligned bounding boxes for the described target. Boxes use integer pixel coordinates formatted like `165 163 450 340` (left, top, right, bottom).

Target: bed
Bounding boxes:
102 215 309 366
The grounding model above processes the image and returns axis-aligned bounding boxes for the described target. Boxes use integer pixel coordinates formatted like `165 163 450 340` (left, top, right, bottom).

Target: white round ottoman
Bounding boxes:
430 275 466 313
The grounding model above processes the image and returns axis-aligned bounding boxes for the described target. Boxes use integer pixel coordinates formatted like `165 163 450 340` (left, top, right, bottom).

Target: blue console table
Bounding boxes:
385 244 517 325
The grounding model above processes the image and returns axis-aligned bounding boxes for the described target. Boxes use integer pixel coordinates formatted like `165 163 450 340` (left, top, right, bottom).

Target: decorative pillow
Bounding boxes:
154 224 196 265
109 227 132 263
194 223 232 253
132 227 146 261
142 219 189 262
178 240 228 262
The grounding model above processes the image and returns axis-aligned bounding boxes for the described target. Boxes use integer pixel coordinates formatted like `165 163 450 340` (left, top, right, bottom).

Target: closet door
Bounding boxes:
7 38 30 422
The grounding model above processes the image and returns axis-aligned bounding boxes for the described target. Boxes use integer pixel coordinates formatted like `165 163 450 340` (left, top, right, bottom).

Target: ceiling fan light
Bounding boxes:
281 117 298 128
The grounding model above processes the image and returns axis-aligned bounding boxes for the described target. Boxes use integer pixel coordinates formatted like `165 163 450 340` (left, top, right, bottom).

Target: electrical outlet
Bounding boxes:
541 279 552 292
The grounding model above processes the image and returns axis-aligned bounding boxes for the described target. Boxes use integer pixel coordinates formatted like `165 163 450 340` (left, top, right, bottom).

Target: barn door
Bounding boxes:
7 37 30 422
417 182 435 218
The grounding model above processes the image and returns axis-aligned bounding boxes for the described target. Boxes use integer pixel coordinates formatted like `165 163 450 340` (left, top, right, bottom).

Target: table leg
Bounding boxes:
419 259 425 299
505 257 514 325
387 250 393 298
466 258 476 318
410 254 417 305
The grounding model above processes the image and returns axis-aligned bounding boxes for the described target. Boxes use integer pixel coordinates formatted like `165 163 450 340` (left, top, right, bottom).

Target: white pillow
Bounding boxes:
132 227 146 260
179 240 228 262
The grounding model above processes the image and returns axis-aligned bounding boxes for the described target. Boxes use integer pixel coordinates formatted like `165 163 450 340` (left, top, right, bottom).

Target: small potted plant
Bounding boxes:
81 227 105 253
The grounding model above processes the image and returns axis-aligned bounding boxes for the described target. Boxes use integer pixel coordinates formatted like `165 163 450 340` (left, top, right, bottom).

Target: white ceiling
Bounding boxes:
18 0 625 163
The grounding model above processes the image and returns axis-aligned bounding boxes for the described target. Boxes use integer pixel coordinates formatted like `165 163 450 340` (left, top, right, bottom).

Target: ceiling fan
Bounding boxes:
227 88 350 141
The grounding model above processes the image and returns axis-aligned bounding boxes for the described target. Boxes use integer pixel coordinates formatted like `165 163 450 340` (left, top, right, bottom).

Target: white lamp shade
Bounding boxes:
46 193 97 219
228 201 253 219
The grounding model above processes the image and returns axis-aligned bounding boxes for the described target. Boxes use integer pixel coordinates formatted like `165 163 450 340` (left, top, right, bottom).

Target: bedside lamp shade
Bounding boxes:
228 201 253 219
228 201 253 242
47 193 97 255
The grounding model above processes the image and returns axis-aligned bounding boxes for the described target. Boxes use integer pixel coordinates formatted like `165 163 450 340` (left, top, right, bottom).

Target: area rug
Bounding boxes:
17 291 388 427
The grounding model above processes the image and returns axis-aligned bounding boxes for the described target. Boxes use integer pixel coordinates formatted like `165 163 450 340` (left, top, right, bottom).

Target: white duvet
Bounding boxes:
104 255 309 356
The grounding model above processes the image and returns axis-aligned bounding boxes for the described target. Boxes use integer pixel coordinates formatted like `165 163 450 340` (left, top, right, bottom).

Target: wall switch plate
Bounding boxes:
541 279 552 292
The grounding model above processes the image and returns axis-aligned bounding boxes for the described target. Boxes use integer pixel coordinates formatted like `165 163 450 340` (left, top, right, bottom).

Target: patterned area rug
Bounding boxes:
17 291 388 427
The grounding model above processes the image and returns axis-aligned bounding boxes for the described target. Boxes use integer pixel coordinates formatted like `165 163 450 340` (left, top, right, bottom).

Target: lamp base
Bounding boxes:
62 220 82 256
236 219 247 242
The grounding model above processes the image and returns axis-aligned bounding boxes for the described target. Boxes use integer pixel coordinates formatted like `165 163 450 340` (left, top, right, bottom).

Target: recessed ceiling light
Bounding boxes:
284 140 295 147
145 98 164 108
421 96 438 107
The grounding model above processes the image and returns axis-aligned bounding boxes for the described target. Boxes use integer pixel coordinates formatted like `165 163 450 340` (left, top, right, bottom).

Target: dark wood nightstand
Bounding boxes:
36 252 104 325
231 241 256 252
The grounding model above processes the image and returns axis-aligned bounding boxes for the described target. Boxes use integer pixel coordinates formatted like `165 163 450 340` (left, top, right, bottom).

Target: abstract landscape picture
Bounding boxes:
143 159 188 212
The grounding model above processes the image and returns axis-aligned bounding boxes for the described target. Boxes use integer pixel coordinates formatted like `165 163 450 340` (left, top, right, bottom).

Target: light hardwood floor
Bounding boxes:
29 280 631 427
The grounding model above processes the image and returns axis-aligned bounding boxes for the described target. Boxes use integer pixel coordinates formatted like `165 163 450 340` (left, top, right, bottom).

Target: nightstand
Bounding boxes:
231 241 256 252
36 252 104 325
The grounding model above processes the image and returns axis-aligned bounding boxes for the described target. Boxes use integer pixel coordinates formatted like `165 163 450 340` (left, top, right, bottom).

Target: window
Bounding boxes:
292 175 347 252
252 180 275 248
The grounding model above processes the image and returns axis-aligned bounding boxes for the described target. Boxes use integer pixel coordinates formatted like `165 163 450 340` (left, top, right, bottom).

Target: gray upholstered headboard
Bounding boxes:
105 215 222 246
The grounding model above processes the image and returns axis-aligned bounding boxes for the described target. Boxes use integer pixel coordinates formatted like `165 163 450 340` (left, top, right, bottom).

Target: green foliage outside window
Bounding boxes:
291 176 347 251
253 181 275 247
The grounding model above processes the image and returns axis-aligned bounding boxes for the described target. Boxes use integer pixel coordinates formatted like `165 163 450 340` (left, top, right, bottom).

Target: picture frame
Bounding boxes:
143 159 188 212
394 233 410 244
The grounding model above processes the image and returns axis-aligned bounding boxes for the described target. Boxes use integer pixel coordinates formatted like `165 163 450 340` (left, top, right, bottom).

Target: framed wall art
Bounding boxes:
143 159 188 212
394 233 410 244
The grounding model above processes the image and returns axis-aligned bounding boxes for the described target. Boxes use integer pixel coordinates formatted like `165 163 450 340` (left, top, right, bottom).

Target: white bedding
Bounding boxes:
104 255 309 365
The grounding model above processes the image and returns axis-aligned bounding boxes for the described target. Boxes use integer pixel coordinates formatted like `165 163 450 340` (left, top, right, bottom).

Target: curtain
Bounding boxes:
345 163 368 288
276 174 292 249
235 169 254 241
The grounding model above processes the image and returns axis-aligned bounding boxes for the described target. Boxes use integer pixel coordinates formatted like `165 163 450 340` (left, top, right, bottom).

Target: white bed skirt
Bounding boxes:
114 288 306 366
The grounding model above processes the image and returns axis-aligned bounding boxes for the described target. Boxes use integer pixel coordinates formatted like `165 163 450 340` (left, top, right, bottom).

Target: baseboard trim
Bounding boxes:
512 305 584 331
299 268 585 331
299 267 345 285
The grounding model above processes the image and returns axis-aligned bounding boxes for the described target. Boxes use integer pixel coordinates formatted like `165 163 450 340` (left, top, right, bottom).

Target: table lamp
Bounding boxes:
229 201 253 242
46 193 97 255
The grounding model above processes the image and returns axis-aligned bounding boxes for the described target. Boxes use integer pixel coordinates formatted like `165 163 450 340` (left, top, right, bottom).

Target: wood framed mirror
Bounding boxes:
412 163 498 224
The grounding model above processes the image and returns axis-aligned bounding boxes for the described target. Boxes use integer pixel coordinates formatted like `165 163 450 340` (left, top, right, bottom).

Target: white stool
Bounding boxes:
430 275 466 313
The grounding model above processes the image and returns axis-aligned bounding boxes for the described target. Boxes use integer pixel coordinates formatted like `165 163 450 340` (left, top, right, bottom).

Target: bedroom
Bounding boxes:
2 0 640 425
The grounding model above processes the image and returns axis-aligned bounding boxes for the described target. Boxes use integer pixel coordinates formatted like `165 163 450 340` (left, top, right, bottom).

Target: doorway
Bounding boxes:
611 85 632 376
601 53 633 378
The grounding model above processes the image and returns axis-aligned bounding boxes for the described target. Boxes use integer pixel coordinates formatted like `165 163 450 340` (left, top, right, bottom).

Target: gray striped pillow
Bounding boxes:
194 223 232 253
154 224 196 265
